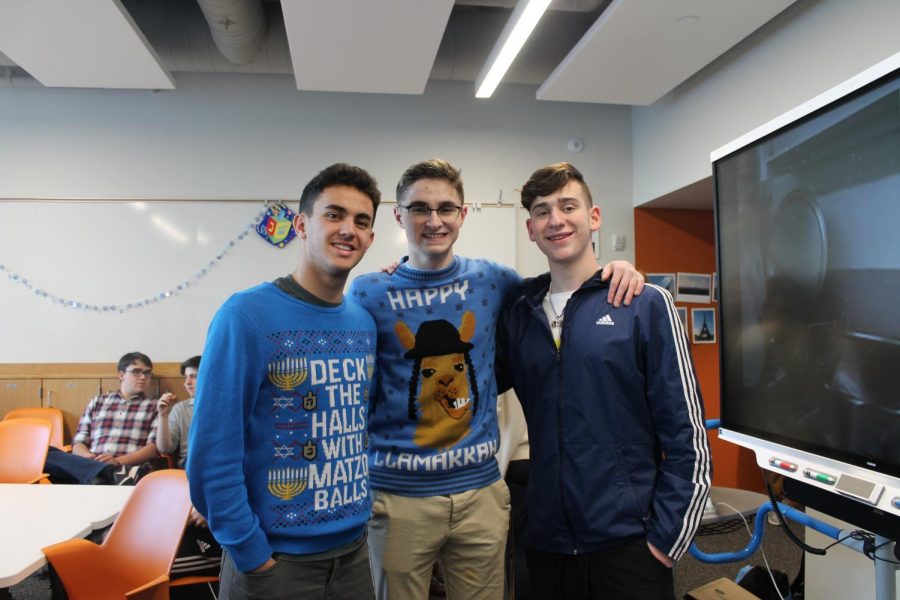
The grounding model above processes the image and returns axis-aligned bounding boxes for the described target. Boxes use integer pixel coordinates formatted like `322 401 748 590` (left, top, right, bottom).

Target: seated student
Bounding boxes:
160 356 221 599
157 355 201 468
44 351 159 484
72 351 160 468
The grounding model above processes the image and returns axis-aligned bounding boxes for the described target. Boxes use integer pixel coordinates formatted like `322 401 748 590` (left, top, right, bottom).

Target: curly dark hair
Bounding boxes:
299 163 381 217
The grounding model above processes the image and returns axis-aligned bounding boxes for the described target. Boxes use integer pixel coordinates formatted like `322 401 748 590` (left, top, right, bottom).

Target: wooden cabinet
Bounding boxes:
100 378 122 396
43 379 101 445
157 377 184 400
1 363 182 445
1 379 42 416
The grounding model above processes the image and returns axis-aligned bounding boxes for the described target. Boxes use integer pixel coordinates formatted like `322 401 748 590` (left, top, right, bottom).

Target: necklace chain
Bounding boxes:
548 295 565 328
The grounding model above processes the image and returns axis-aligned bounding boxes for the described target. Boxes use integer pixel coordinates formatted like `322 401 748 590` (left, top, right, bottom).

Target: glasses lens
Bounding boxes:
128 369 152 378
403 204 461 220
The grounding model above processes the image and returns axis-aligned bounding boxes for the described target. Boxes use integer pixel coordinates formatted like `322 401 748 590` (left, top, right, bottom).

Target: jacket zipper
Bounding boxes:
526 276 609 555
551 293 579 554
528 294 578 552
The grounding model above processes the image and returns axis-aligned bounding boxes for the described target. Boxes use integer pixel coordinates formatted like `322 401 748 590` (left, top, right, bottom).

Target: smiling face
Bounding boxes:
526 180 601 268
395 178 467 270
293 184 376 298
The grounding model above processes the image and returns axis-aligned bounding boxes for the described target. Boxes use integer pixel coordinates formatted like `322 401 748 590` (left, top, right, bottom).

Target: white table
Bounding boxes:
0 484 133 589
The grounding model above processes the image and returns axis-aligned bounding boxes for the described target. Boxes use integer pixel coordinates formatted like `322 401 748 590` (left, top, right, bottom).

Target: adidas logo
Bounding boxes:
595 314 615 326
197 540 211 553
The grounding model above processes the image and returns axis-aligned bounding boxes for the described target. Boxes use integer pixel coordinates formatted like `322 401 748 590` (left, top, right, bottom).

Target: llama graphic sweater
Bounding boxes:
349 256 521 497
187 283 377 572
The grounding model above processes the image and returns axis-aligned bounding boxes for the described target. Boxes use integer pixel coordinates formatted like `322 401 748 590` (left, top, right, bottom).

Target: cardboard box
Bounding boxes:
685 577 761 600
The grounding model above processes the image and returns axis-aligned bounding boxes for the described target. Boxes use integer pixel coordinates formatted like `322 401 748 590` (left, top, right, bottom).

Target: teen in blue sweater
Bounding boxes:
188 164 381 600
349 159 643 600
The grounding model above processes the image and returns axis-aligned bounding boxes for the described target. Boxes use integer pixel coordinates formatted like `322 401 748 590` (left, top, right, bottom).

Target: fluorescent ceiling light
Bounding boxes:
475 0 552 98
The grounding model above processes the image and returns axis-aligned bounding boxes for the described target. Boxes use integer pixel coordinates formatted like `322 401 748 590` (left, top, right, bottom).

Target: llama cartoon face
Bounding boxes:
395 311 479 450
419 351 471 420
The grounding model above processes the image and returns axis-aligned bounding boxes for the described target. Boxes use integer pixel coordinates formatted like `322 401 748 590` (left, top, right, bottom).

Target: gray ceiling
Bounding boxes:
0 0 796 106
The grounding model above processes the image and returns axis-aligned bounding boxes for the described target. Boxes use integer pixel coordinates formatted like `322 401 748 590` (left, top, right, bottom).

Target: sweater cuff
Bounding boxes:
227 528 273 573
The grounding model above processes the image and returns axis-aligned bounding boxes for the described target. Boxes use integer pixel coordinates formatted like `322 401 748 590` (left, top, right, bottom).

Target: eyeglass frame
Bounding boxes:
124 368 153 378
398 203 464 221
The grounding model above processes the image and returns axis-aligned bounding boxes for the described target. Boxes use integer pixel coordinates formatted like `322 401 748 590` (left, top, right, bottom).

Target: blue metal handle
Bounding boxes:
690 501 842 563
690 417 845 563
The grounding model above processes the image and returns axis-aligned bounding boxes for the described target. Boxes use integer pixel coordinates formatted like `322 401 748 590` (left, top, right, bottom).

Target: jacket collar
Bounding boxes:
522 269 610 308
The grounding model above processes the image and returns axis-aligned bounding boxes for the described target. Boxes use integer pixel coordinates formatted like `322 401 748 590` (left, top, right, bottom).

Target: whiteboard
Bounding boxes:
0 200 517 363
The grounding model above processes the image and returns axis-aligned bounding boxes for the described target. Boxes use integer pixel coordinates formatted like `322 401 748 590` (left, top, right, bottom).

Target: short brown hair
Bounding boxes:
520 162 592 211
117 352 152 372
180 355 201 376
396 159 464 203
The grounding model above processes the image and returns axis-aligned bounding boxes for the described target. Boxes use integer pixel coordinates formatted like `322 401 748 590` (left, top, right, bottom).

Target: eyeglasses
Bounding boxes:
125 368 153 378
399 204 463 221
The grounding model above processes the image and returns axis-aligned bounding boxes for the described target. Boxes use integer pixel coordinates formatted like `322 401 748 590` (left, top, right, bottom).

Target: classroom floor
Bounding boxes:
676 517 804 598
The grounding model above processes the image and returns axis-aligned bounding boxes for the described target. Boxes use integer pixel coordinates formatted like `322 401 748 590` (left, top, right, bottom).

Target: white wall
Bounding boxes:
0 75 632 362
632 0 900 206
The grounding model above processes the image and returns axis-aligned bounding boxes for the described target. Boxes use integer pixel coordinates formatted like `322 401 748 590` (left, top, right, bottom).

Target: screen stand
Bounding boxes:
874 536 897 600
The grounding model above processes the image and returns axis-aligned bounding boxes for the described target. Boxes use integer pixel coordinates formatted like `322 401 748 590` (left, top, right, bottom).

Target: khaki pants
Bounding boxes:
368 479 510 600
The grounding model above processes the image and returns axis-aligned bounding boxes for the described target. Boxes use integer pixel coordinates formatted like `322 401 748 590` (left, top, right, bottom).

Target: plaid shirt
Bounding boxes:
73 391 158 456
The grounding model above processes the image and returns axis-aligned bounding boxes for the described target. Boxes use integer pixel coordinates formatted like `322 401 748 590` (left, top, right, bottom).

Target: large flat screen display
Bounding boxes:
712 52 900 531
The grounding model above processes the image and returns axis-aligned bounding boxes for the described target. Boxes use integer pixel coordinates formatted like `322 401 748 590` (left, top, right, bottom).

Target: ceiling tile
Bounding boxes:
0 0 174 89
282 0 454 94
537 0 796 105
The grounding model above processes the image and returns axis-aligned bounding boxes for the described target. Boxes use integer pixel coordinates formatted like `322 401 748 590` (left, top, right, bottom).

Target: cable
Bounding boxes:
763 470 828 555
762 470 900 566
865 537 900 565
716 501 785 600
819 532 862 553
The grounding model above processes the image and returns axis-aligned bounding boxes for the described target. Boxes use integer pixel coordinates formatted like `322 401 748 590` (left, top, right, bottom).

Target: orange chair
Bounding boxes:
42 469 192 600
4 406 67 449
170 574 219 598
0 417 52 484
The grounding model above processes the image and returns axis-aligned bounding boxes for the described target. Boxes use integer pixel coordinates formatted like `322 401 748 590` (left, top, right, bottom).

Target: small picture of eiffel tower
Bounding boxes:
691 308 717 344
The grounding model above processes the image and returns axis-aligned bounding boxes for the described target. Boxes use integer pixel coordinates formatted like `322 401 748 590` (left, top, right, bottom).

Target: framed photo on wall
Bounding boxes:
691 308 716 344
712 272 718 302
677 272 712 303
676 306 688 331
648 273 676 298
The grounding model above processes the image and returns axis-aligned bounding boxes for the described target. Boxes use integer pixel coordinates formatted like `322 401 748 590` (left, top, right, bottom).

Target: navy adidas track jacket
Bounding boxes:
497 272 711 560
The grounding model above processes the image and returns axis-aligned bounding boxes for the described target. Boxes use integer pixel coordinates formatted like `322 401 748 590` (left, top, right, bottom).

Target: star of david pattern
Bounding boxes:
266 330 376 362
268 500 363 529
